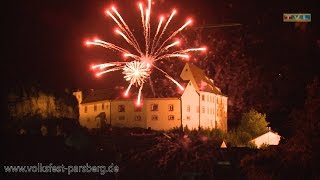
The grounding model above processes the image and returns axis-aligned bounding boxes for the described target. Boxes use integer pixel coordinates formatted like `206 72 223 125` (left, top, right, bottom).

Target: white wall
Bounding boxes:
110 100 147 129
181 81 200 130
145 98 181 130
214 95 228 131
199 92 216 129
251 131 281 148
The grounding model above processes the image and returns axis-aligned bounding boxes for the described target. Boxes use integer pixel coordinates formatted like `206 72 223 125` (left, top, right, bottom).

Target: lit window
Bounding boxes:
202 95 205 101
84 106 87 113
134 105 142 112
94 104 97 112
118 105 125 112
102 103 105 110
187 105 190 112
186 116 191 120
168 104 174 111
168 115 174 120
202 106 205 113
151 115 158 120
135 115 141 121
151 104 158 111
118 116 125 120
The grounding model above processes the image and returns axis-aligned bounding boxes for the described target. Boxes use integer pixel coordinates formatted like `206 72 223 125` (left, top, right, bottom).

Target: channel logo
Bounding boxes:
283 13 311 22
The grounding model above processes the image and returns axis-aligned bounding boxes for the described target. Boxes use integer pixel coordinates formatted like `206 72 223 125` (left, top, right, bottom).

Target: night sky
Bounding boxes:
4 0 319 95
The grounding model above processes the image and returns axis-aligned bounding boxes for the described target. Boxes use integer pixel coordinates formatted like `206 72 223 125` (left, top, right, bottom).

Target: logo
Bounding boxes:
283 13 311 22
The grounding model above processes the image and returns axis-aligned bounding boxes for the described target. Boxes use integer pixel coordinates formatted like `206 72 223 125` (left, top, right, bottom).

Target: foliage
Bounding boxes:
125 132 226 179
240 77 320 179
238 109 269 138
227 130 252 147
226 109 268 147
6 84 79 135
8 86 78 120
169 126 226 142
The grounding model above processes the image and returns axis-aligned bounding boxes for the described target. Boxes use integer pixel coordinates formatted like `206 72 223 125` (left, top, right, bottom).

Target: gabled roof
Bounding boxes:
250 131 281 141
186 63 223 95
81 89 114 104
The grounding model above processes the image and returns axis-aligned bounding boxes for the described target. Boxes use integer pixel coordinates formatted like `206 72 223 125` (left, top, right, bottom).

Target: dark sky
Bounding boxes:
4 0 319 91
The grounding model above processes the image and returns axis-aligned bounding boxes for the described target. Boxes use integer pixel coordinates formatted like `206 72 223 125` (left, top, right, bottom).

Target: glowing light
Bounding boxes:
85 0 206 104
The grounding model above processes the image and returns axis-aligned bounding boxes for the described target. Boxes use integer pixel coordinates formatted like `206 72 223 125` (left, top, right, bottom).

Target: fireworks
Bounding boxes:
86 0 206 105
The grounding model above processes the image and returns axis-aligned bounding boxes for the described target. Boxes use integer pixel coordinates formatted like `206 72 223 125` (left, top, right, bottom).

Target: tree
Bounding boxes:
7 84 79 135
240 77 320 179
238 109 269 138
227 109 269 147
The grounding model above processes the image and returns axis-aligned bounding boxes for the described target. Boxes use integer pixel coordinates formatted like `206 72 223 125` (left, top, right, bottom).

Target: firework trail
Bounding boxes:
86 0 206 105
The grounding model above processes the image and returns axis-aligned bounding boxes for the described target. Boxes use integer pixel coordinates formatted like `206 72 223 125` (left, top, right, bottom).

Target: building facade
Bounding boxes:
73 63 228 131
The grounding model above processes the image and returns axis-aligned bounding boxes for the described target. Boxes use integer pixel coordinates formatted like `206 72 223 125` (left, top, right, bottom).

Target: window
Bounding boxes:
118 116 125 120
151 104 158 111
94 104 97 112
118 105 125 112
168 115 174 120
168 104 174 111
102 103 105 110
135 115 142 121
187 105 190 112
84 106 87 113
207 95 209 102
186 116 191 120
134 105 142 112
202 106 205 113
106 105 109 109
196 106 200 113
151 115 158 120
202 95 205 101
210 96 212 103
207 107 209 114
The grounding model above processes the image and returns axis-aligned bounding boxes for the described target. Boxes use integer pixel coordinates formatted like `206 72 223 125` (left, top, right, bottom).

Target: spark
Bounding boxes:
86 0 206 105
165 41 180 50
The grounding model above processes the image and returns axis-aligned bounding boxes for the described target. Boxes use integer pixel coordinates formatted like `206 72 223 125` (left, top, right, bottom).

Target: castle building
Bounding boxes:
73 63 227 131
